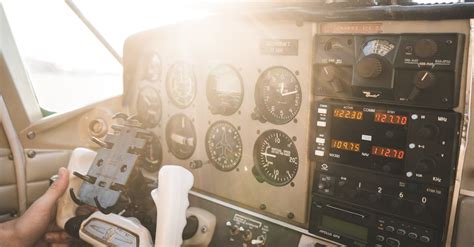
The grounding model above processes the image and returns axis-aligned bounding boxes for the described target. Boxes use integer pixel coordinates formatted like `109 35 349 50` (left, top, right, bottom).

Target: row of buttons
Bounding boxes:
375 236 400 247
384 225 431 243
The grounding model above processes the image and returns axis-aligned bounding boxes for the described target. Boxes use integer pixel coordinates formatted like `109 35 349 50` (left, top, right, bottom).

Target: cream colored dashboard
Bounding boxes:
123 14 472 246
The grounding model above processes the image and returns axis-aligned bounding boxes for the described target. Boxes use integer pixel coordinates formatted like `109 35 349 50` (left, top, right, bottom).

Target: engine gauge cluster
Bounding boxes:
254 67 302 125
166 62 197 108
205 121 242 171
252 129 299 186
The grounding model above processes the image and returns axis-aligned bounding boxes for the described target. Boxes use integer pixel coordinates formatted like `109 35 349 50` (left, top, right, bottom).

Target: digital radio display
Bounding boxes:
331 139 361 152
371 146 405 160
374 112 408 125
333 109 363 120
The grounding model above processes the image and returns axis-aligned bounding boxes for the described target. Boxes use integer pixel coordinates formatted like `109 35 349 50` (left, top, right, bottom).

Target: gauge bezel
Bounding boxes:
205 120 243 172
165 62 197 109
253 129 299 186
165 114 197 160
206 64 244 116
136 86 162 128
142 51 162 82
254 66 302 125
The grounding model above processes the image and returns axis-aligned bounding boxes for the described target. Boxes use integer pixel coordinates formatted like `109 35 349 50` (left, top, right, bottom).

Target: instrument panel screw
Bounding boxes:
201 226 208 233
442 98 448 103
27 150 36 158
287 212 295 219
446 40 453 45
259 204 266 210
26 131 36 140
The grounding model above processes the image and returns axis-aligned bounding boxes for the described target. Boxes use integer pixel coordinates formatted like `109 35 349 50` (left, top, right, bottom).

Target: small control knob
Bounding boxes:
408 71 436 101
356 56 383 79
318 180 331 190
414 39 438 58
242 229 253 241
319 65 344 93
417 123 439 140
415 158 436 174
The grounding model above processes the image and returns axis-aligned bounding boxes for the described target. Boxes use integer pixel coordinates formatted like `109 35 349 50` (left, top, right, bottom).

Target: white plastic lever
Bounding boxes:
152 165 194 247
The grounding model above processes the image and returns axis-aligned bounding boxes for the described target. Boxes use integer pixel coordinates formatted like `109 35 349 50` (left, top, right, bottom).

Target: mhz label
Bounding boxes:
260 39 298 56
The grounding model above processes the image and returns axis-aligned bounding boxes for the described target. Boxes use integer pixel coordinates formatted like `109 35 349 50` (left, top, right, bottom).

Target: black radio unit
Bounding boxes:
311 100 460 187
309 100 461 247
313 33 464 109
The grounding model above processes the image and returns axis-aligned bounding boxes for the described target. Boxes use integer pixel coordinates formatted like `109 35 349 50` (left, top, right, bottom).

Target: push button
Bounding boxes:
375 235 385 242
396 229 406 236
385 226 395 232
420 235 431 243
408 232 418 239
386 237 400 247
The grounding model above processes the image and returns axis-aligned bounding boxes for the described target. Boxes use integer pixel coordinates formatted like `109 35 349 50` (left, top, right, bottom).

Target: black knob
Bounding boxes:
417 124 439 140
414 71 436 89
319 65 337 82
319 65 345 93
414 39 438 58
415 158 436 174
356 56 383 79
183 216 199 240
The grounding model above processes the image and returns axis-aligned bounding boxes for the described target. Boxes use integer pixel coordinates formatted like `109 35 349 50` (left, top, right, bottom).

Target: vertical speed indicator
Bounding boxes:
253 130 299 186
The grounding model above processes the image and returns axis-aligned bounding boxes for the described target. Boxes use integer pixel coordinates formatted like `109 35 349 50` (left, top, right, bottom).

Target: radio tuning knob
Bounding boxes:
414 39 438 58
356 56 383 79
408 71 436 101
417 123 439 140
319 65 344 93
415 158 436 174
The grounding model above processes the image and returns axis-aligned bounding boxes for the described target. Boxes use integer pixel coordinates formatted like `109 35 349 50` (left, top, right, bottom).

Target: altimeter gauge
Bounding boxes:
205 121 242 171
253 129 299 186
254 67 302 125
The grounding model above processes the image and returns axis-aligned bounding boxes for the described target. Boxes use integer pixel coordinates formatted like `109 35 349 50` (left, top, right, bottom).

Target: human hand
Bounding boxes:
0 167 69 246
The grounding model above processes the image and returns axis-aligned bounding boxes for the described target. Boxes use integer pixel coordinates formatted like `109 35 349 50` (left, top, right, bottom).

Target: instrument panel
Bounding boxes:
123 15 470 246
126 17 313 225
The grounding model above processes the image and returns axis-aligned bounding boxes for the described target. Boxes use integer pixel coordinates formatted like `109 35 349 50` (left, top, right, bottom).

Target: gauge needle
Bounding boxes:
421 72 428 81
282 90 297 96
323 66 329 75
261 152 276 158
280 83 284 95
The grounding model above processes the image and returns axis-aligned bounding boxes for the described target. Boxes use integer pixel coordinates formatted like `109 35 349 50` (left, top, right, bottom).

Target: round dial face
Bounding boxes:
255 67 302 125
206 121 242 171
363 39 395 57
166 62 196 108
206 64 244 116
165 114 196 159
136 86 161 128
253 130 299 186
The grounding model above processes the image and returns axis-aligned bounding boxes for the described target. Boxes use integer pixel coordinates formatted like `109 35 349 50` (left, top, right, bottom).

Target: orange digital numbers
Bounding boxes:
331 139 361 152
371 146 405 160
374 112 407 125
333 109 363 120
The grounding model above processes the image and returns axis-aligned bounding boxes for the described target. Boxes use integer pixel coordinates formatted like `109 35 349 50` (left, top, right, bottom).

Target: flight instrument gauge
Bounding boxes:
253 129 299 186
362 39 395 57
141 133 162 172
136 86 161 128
166 62 196 108
206 64 244 116
254 67 302 125
165 114 196 159
205 121 242 171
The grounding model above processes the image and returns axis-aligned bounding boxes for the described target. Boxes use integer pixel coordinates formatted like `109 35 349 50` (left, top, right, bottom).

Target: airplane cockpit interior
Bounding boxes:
1 0 474 246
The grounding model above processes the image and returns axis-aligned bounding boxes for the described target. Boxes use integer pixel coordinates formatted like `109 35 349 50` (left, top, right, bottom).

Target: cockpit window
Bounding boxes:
2 0 122 114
